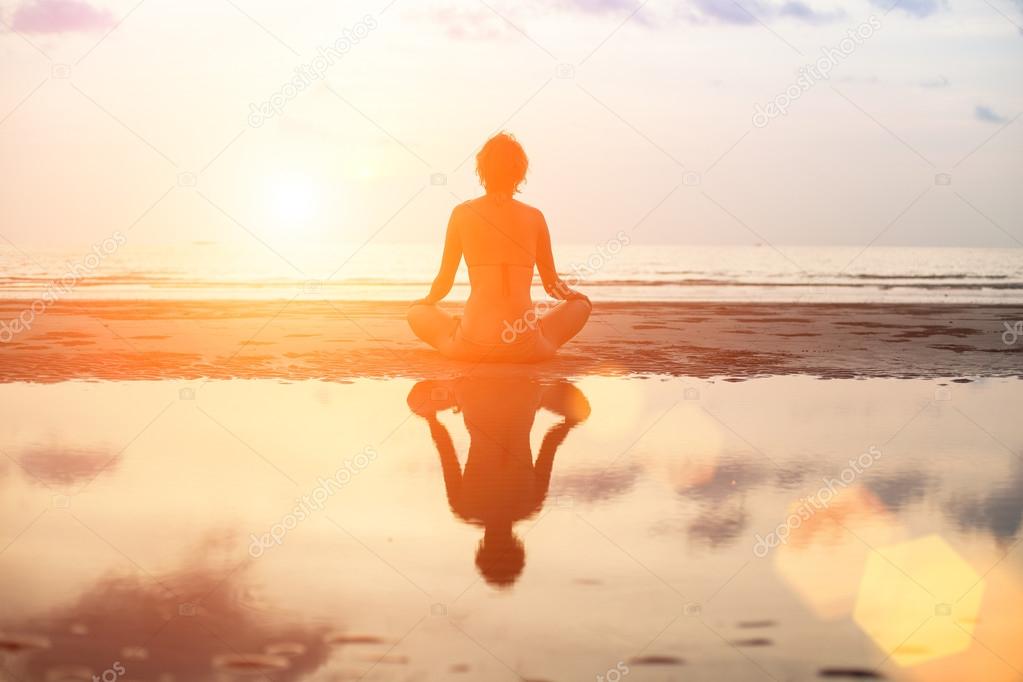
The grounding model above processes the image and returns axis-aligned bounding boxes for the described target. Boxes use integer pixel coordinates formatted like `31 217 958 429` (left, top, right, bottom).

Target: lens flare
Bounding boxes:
853 534 985 668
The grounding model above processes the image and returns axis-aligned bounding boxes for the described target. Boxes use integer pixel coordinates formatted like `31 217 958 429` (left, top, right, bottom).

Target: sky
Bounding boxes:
1 0 1021 260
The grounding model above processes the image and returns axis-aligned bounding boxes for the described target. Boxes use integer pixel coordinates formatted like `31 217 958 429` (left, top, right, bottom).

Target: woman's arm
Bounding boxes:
535 212 588 302
415 207 463 305
531 420 574 508
406 381 464 515
427 415 464 513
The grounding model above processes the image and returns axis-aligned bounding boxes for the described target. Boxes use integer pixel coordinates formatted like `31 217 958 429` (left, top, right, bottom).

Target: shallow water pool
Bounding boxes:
0 375 1020 681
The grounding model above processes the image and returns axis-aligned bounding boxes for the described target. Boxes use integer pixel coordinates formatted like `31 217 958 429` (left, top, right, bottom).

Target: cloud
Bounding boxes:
562 0 640 11
420 0 843 37
687 0 843 25
687 504 749 547
866 471 931 511
552 464 640 502
945 461 1023 541
16 447 118 485
0 535 335 682
920 74 949 88
559 0 661 25
690 0 759 24
868 0 945 17
975 104 1009 124
777 0 844 23
10 0 115 34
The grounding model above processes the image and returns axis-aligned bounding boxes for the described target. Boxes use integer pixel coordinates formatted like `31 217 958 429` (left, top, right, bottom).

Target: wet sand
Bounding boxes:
0 299 1020 382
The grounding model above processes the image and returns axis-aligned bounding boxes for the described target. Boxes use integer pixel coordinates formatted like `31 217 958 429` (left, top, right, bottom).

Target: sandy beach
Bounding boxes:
3 301 1021 682
3 0 1021 676
1 299 1019 382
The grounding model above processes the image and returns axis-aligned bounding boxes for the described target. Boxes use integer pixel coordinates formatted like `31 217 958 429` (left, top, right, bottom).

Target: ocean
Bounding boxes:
1 243 1021 304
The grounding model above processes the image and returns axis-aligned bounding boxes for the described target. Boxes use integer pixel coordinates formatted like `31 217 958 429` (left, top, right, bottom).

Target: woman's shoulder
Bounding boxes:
456 196 544 219
508 196 537 210
511 198 545 221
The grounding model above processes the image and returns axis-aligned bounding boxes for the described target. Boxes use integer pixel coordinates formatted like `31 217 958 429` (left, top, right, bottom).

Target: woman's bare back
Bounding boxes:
406 133 591 363
455 196 546 344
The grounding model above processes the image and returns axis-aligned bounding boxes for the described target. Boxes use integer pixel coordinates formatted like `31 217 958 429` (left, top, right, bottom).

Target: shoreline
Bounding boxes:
0 299 1020 382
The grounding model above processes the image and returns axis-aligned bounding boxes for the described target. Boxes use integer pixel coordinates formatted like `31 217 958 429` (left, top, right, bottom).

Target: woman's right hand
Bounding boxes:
559 283 590 305
565 290 590 304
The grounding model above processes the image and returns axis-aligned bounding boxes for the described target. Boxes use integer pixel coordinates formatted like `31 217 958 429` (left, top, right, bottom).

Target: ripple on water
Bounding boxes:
212 653 290 675
121 646 148 660
628 655 685 665
264 642 306 657
356 654 407 665
323 632 386 646
0 632 51 652
736 619 777 629
818 668 884 679
731 637 773 647
45 666 93 681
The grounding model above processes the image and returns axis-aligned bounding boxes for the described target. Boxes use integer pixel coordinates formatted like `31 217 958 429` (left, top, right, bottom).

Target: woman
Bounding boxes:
407 133 591 362
406 376 591 586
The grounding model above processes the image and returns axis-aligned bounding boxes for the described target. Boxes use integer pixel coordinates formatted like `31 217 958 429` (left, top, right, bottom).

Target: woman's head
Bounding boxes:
475 132 528 196
475 528 525 588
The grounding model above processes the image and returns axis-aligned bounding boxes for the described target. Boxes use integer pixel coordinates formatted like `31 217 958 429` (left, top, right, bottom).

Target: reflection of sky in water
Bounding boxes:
0 376 1020 681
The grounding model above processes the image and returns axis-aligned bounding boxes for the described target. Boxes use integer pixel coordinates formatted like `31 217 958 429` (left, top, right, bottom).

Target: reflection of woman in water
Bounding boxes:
407 377 591 587
407 132 591 363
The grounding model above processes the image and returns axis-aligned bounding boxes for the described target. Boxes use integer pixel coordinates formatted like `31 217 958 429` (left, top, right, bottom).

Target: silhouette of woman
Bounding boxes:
407 132 591 362
407 377 591 587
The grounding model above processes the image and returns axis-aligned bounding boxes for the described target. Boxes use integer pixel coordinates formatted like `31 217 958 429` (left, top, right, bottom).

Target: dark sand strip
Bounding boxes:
0 300 1020 382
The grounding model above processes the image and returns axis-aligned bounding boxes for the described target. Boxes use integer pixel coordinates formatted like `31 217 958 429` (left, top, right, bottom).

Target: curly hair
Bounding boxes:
475 132 528 195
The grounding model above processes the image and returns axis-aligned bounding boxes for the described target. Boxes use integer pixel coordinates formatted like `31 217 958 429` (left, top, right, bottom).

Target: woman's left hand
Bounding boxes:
565 290 590 305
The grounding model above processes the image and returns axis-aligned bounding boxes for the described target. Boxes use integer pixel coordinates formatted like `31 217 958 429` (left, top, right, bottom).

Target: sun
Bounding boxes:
266 171 320 224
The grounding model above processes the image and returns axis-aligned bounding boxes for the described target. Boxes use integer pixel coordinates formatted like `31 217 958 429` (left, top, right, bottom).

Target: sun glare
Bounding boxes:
267 172 319 225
